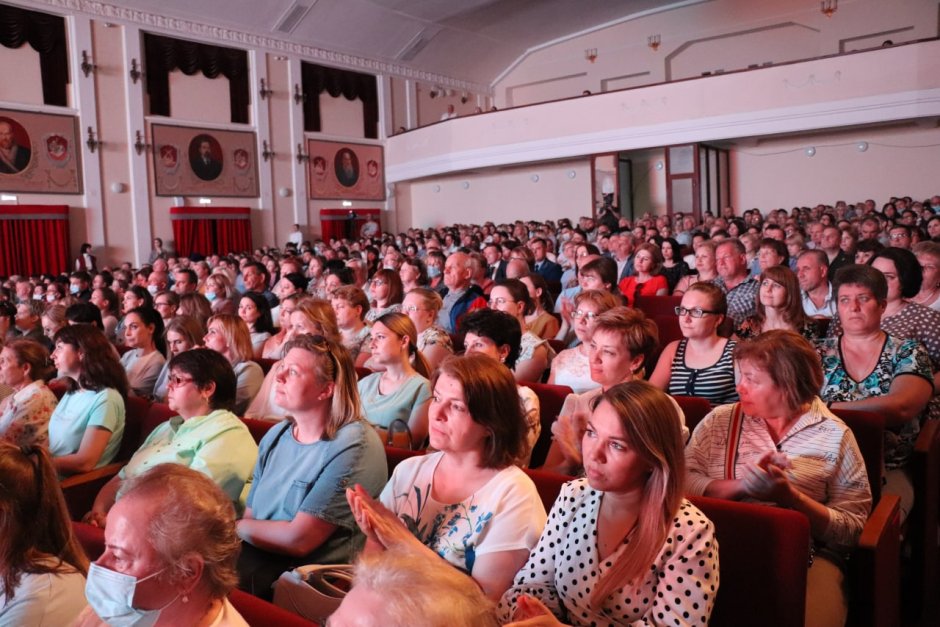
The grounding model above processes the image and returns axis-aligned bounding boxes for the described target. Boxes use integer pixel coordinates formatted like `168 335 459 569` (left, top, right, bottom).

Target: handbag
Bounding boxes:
372 417 413 450
272 564 354 622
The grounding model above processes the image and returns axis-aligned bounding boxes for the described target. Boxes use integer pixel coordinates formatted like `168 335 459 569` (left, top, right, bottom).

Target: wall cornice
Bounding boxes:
26 0 491 94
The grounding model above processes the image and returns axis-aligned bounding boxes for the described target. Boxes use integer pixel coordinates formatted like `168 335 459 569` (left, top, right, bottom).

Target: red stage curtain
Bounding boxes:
171 206 252 258
319 208 381 243
0 204 69 276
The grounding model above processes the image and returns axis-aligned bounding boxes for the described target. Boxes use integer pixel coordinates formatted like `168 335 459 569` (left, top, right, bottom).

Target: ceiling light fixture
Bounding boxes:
821 0 837 18
585 48 597 63
648 35 661 51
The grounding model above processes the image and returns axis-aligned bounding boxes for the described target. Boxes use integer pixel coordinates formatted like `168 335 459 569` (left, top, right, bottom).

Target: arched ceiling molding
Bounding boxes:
28 0 490 94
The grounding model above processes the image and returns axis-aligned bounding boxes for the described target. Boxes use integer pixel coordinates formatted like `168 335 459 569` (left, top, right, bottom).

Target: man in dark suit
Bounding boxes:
190 138 222 181
483 242 507 282
530 237 562 282
0 120 31 174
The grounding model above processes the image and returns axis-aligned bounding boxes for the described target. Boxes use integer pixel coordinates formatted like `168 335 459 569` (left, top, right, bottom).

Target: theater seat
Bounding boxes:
241 416 277 444
384 445 422 477
257 357 279 375
672 395 713 435
690 496 810 627
634 294 682 317
523 467 572 512
523 381 573 469
354 366 373 380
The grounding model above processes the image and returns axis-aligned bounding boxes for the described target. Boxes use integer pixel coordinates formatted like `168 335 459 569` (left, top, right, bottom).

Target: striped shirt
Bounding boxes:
668 339 739 405
685 398 871 551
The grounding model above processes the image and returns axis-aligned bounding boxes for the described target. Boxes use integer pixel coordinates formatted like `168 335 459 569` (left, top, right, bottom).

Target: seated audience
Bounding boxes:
204 314 265 415
49 326 128 475
178 292 213 329
120 306 167 398
912 241 940 310
500 381 718 626
618 242 669 306
0 339 58 448
358 312 431 449
674 240 717 295
262 294 299 359
77 464 249 625
687 330 871 627
238 292 275 359
347 353 546 601
205 272 237 315
0 441 88 624
237 335 387 599
365 268 404 323
548 289 619 392
519 273 560 340
659 236 690 292
41 304 68 342
401 287 453 372
331 285 372 366
489 279 554 382
735 265 818 340
152 315 204 403
329 546 498 627
649 283 739 405
83 349 257 526
89 286 120 341
544 307 667 475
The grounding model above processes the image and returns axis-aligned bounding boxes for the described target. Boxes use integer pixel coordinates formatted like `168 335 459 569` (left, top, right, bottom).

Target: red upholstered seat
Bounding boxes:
384 445 422 477
257 357 278 375
523 381 573 469
354 366 373 380
689 496 810 627
672 395 713 435
241 417 277 444
634 294 682 317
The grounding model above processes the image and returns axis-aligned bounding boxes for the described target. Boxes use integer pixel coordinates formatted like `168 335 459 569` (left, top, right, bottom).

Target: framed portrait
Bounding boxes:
0 108 82 194
307 139 385 201
151 123 258 197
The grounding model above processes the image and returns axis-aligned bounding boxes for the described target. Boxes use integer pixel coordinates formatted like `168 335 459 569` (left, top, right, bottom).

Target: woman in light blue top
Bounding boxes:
48 325 128 476
82 348 258 528
357 312 431 449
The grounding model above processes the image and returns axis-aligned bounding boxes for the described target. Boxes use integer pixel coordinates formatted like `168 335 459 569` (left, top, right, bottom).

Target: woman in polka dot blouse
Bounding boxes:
499 381 719 626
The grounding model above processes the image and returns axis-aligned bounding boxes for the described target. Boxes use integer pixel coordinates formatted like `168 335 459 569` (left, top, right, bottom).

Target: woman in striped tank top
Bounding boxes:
649 283 738 405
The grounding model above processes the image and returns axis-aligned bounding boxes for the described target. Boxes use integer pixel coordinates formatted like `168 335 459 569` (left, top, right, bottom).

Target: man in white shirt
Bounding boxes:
796 249 835 318
288 224 303 248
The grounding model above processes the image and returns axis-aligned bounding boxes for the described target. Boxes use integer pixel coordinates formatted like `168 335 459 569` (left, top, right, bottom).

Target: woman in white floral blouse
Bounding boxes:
0 339 58 448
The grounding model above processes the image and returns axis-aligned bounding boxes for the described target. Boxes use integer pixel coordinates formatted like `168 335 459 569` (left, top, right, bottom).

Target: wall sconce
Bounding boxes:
134 130 149 156
129 58 142 84
460 92 469 104
296 143 310 164
821 0 837 18
293 84 305 105
80 50 97 77
804 147 817 157
585 48 598 63
86 127 101 153
261 140 276 162
856 141 869 152
648 35 661 51
428 86 439 99
259 78 274 100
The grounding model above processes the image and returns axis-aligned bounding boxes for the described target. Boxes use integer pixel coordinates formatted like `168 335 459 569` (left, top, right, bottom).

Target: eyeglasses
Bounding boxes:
889 233 910 241
372 279 387 286
674 306 720 318
167 374 194 388
488 297 515 307
572 309 598 321
404 305 429 313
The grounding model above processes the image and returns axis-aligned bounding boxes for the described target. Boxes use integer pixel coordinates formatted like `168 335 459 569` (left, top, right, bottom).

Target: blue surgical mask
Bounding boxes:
428 265 441 278
205 290 217 302
69 284 80 295
85 563 175 627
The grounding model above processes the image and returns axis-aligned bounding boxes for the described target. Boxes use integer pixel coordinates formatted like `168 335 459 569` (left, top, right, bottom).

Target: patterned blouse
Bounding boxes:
417 325 454 355
818 334 933 468
0 380 58 448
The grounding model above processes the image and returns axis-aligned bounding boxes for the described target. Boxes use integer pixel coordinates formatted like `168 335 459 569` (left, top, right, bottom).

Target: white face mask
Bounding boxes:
147 285 159 296
85 563 175 627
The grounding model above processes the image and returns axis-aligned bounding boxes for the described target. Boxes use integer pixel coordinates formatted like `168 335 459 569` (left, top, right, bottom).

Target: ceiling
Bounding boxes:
101 0 685 88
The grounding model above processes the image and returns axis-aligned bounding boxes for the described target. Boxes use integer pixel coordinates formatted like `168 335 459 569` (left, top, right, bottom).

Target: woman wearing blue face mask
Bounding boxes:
76 464 246 626
0 441 88 624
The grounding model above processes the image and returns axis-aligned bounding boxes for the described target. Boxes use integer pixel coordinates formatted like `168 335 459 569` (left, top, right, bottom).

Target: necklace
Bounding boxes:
911 286 940 305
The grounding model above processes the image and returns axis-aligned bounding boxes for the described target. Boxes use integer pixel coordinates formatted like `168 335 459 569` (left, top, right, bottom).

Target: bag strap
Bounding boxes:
725 403 745 480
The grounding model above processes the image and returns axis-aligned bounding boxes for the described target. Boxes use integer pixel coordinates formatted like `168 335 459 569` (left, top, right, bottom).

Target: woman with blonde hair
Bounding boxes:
0 442 88 623
332 285 372 366
500 381 718 626
401 287 453 372
548 290 620 393
204 272 237 315
261 294 299 359
41 304 67 341
244 297 340 421
178 292 213 329
674 240 718 295
358 312 431 448
204 314 264 415
238 335 387 598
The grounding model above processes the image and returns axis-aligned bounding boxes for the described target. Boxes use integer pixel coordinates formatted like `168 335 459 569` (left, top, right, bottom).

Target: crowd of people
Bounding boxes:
1 192 939 625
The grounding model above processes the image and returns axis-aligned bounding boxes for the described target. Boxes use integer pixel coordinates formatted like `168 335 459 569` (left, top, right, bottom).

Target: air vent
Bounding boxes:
275 2 314 34
397 31 430 61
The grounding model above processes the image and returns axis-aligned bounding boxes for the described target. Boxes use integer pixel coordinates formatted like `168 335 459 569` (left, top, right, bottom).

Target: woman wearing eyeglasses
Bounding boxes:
649 283 738 406
401 287 453 372
489 279 554 383
365 268 403 324
543 307 683 475
81 349 258 528
236 335 387 599
547 290 620 393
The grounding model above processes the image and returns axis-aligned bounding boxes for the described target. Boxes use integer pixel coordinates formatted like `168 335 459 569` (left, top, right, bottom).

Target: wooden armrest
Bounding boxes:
851 494 901 627
60 462 124 489
910 419 940 619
